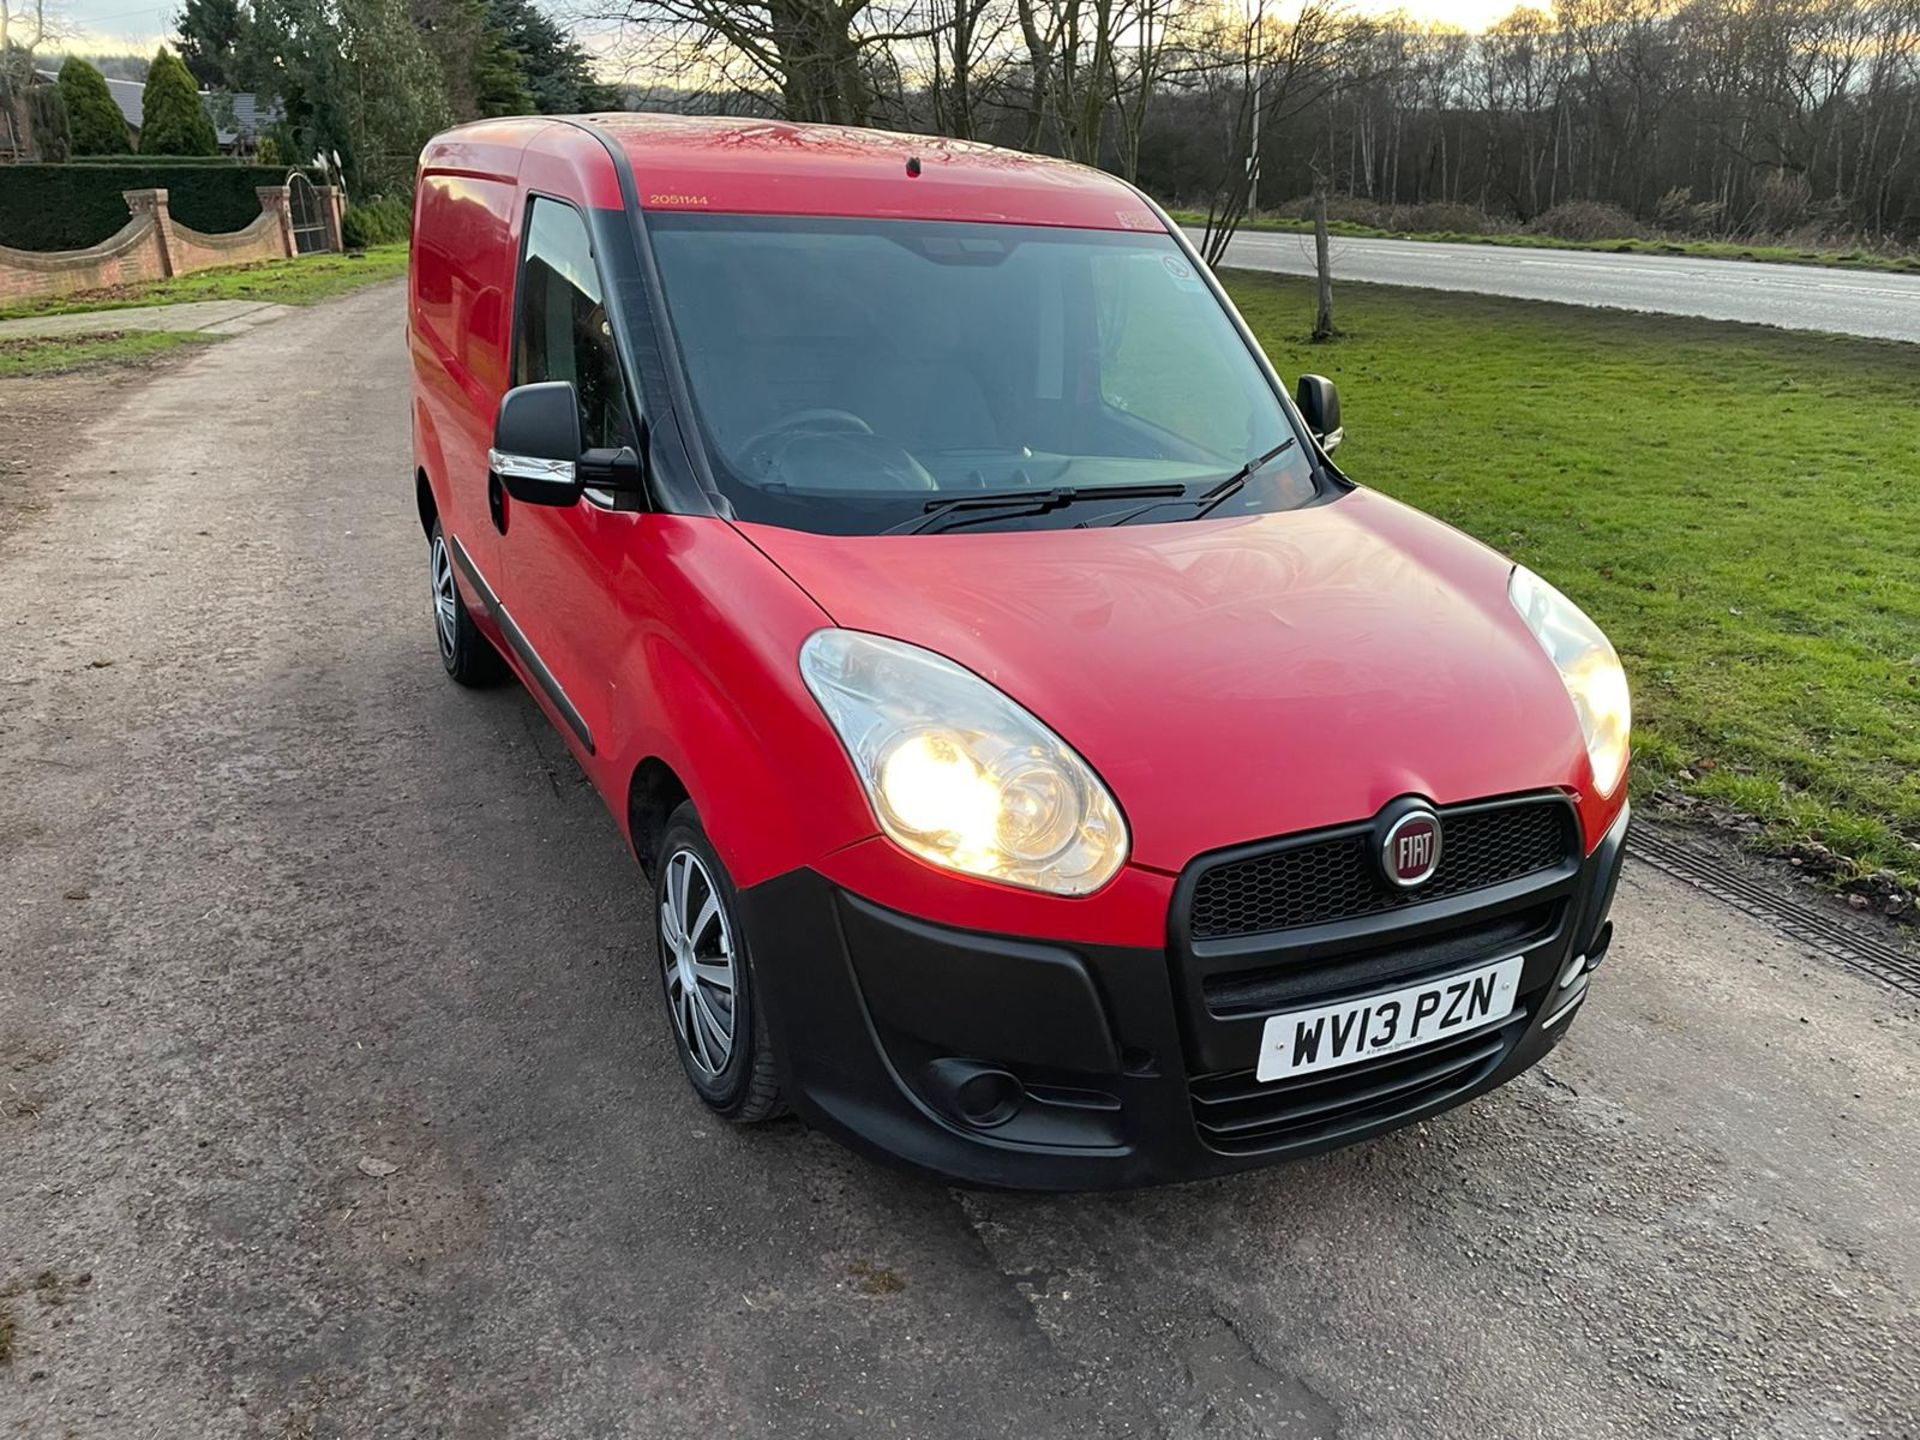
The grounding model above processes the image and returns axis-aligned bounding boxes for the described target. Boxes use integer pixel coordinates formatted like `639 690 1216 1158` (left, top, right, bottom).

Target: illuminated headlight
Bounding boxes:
1509 566 1631 796
799 630 1128 895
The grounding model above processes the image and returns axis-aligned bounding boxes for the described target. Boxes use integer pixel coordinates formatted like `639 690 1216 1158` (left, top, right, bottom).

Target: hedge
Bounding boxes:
64 154 253 166
341 196 411 249
0 163 320 252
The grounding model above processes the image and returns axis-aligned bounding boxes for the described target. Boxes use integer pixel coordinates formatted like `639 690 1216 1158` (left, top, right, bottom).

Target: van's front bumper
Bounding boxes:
743 804 1629 1191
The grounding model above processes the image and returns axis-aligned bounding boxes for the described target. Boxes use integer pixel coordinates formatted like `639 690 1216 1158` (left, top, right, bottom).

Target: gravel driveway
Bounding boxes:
2 284 1915 1439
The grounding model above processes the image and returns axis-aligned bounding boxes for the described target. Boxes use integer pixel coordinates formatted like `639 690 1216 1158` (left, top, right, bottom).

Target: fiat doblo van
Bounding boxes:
408 114 1630 1189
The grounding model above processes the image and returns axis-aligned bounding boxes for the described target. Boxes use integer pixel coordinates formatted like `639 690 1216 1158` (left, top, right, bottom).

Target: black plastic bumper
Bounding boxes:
741 804 1630 1191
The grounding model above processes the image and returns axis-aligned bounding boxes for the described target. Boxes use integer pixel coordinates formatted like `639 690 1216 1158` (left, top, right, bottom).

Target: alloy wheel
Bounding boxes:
659 848 739 1077
429 533 457 659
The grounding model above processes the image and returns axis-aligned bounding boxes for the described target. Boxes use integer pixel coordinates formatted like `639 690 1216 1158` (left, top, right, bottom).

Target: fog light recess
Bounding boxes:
1585 920 1614 974
923 1059 1025 1130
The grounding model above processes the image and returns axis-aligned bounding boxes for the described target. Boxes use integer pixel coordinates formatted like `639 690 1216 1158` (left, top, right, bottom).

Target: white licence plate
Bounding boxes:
1254 955 1525 1083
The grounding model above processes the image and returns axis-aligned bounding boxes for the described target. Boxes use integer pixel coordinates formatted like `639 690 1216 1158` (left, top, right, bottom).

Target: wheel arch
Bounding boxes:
416 467 439 538
412 395 449 539
627 756 692 882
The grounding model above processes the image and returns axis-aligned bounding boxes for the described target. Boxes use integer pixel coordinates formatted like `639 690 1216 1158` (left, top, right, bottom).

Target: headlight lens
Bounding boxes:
1509 566 1631 796
799 630 1128 895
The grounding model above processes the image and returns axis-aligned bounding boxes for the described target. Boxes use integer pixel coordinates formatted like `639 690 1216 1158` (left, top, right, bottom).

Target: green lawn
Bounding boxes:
0 244 409 323
1173 211 1920 276
1224 271 1920 886
0 329 218 377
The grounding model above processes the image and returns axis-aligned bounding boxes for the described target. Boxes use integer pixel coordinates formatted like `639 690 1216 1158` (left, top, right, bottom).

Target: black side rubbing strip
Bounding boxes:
448 535 596 755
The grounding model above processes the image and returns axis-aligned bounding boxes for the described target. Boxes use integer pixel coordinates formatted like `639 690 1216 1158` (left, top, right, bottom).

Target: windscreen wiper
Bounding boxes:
885 482 1190 536
1086 438 1301 529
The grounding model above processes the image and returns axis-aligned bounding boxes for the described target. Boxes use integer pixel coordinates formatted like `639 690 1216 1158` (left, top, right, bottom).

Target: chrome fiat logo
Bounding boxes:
1382 808 1442 888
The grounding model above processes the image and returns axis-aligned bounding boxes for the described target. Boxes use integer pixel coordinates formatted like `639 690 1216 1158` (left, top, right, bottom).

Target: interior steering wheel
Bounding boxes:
739 409 874 476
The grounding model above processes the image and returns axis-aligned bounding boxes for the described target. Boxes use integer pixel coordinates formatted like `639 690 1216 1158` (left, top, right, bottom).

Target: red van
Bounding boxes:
408 114 1630 1189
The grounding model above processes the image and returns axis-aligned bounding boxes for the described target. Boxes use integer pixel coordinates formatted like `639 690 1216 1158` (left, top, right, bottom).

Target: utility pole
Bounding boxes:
1312 169 1335 341
1247 68 1262 215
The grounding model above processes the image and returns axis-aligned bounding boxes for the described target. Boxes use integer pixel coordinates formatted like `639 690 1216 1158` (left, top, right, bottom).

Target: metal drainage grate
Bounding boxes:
1627 826 1920 999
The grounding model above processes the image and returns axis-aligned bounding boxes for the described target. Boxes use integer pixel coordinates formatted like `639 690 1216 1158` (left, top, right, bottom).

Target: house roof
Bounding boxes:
104 75 147 129
216 92 281 145
35 69 145 129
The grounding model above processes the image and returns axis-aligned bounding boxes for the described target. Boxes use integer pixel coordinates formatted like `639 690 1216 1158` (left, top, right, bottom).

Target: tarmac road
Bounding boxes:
2 285 1917 1438
1206 227 1920 342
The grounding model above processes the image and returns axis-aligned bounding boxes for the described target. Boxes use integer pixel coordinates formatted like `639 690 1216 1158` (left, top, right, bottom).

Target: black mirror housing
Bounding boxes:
492 381 584 506
1296 374 1344 453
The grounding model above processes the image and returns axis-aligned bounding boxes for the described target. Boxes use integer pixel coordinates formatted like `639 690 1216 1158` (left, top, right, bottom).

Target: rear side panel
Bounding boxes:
410 128 529 584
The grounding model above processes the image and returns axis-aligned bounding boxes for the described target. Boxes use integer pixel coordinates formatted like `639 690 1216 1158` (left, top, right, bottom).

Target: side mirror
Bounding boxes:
578 444 644 502
492 381 584 507
1296 374 1344 453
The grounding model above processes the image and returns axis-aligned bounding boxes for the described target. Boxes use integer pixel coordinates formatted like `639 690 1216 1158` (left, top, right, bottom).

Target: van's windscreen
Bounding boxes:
645 215 1319 536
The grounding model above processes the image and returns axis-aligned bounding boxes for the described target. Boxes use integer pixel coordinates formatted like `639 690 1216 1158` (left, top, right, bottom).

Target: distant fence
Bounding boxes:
0 183 344 304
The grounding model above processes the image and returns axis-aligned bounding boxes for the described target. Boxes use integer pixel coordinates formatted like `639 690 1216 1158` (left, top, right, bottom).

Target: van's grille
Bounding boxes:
1189 1011 1528 1154
1200 903 1557 1018
1188 799 1575 941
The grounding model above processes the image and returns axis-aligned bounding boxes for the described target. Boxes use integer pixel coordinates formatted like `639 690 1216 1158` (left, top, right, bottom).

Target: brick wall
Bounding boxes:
169 210 289 274
0 211 167 303
0 184 312 304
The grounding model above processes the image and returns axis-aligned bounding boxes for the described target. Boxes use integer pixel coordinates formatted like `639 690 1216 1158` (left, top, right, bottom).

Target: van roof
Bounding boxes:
579 113 1165 233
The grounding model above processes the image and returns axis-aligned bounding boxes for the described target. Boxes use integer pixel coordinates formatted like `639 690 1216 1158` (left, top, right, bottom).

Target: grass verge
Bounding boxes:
0 244 409 323
0 330 219 377
1173 211 1920 276
1224 270 1920 889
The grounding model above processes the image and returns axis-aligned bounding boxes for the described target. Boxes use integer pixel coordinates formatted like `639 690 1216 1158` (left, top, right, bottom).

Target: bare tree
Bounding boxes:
1108 0 1194 180
1311 167 1334 337
1011 0 1061 147
0 0 66 159
923 0 1011 138
1051 0 1117 163
1490 8 1559 214
588 0 1920 249
1 0 65 79
1195 0 1355 268
599 0 939 124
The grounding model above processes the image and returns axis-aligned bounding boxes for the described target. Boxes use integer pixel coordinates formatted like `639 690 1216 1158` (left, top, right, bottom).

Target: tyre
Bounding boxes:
654 803 784 1122
428 520 505 686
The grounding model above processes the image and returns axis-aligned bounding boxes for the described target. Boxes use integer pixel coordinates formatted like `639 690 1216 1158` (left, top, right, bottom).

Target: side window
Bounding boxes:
515 197 637 452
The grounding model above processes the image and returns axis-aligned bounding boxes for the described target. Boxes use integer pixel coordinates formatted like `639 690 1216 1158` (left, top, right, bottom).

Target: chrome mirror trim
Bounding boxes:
489 449 577 485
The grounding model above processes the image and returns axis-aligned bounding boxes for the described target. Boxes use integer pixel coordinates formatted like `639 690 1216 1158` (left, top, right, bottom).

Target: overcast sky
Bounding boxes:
59 0 1521 61
61 0 176 52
